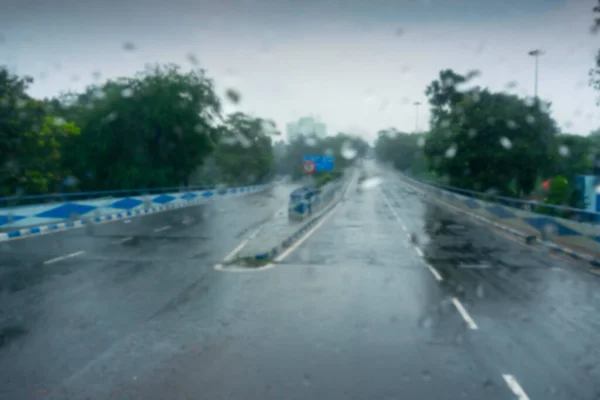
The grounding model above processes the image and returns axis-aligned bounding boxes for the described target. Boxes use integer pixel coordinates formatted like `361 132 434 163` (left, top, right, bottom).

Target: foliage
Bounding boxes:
374 129 427 174
0 68 81 196
422 69 558 197
212 112 278 185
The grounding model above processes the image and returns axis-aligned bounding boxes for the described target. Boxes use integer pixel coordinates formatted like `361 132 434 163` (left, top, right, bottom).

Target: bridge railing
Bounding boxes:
411 177 600 225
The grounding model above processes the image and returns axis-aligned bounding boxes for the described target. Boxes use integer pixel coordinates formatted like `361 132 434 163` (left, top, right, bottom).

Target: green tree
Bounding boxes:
0 67 81 196
423 69 558 196
213 113 277 184
59 64 221 190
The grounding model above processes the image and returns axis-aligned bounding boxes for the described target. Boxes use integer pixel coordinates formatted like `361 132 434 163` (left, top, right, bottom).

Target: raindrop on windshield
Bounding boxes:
122 41 136 51
559 145 570 157
476 283 485 298
417 137 426 147
341 141 358 160
421 370 432 381
225 88 241 104
302 373 312 386
121 88 134 98
304 136 318 146
525 115 536 124
187 53 199 65
500 137 512 149
445 144 457 158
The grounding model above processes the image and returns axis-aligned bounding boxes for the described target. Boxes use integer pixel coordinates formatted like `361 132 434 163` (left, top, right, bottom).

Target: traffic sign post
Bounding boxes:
303 155 334 172
303 160 316 175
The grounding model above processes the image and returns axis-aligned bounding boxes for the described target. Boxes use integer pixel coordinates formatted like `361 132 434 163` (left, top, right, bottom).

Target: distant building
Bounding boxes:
286 117 327 142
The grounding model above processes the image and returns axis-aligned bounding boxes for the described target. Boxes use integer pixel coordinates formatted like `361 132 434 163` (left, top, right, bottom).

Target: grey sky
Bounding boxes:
1 0 599 142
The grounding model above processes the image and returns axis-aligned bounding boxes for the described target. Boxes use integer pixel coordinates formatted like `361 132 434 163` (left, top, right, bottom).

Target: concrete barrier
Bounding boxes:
400 174 600 265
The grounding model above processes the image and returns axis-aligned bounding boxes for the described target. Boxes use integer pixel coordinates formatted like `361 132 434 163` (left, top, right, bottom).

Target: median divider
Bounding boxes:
233 170 355 265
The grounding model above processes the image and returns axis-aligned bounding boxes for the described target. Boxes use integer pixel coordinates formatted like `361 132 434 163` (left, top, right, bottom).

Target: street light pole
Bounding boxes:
528 49 544 99
413 101 421 133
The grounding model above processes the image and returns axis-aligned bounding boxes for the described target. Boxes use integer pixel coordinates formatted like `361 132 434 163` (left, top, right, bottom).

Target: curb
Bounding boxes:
240 199 340 263
0 185 272 243
236 172 355 264
399 175 600 271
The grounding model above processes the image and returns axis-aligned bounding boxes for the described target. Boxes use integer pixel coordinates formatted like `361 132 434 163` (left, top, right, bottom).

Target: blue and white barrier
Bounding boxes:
0 184 271 242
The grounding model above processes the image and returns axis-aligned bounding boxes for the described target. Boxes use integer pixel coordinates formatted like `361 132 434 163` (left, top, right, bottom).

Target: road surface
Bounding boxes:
1 164 599 400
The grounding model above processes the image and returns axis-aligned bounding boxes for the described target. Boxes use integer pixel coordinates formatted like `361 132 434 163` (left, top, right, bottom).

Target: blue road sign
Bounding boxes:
303 155 334 172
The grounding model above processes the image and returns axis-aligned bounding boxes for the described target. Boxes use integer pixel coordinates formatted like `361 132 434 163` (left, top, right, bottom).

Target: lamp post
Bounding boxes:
413 101 421 133
528 49 544 99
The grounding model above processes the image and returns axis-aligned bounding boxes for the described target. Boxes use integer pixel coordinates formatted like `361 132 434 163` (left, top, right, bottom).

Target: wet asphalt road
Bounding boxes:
1 163 600 399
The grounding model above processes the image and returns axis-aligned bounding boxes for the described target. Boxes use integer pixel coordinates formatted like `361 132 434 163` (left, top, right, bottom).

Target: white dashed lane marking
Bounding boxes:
43 250 86 265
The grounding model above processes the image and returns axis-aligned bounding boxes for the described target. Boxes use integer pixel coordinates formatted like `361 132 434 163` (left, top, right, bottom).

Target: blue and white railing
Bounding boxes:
0 183 271 241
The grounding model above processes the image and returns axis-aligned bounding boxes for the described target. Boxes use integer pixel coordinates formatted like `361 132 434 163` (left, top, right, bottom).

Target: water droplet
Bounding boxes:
525 97 535 107
304 136 318 146
187 53 199 65
225 88 241 104
445 145 457 158
506 120 518 129
504 81 518 89
440 119 451 128
471 91 481 103
468 128 477 138
63 176 77 187
417 137 426 147
122 41 136 51
500 137 512 149
53 117 66 126
525 115 536 124
324 148 334 156
400 65 411 75
303 373 312 386
486 116 496 125
421 370 432 381
341 141 358 160
465 69 481 80
92 71 102 80
558 145 570 157
71 74 80 82
476 283 485 298
443 77 455 87
419 315 434 329
542 223 557 239
121 88 134 98
395 27 405 36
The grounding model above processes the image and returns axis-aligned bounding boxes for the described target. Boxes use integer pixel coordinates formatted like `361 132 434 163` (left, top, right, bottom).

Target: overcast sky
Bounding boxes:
1 0 599 142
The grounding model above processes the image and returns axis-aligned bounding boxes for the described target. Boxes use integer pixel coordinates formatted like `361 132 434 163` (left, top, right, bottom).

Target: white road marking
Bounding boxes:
44 250 86 265
426 263 443 281
273 202 341 263
502 374 531 400
378 188 408 231
451 297 478 330
415 246 424 257
153 225 171 233
112 236 133 244
223 239 249 262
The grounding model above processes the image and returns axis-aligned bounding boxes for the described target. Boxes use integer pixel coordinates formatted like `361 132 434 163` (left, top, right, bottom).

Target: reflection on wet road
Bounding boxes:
1 164 600 399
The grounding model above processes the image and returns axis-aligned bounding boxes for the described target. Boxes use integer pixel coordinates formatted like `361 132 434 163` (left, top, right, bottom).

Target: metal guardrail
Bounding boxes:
412 177 600 224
